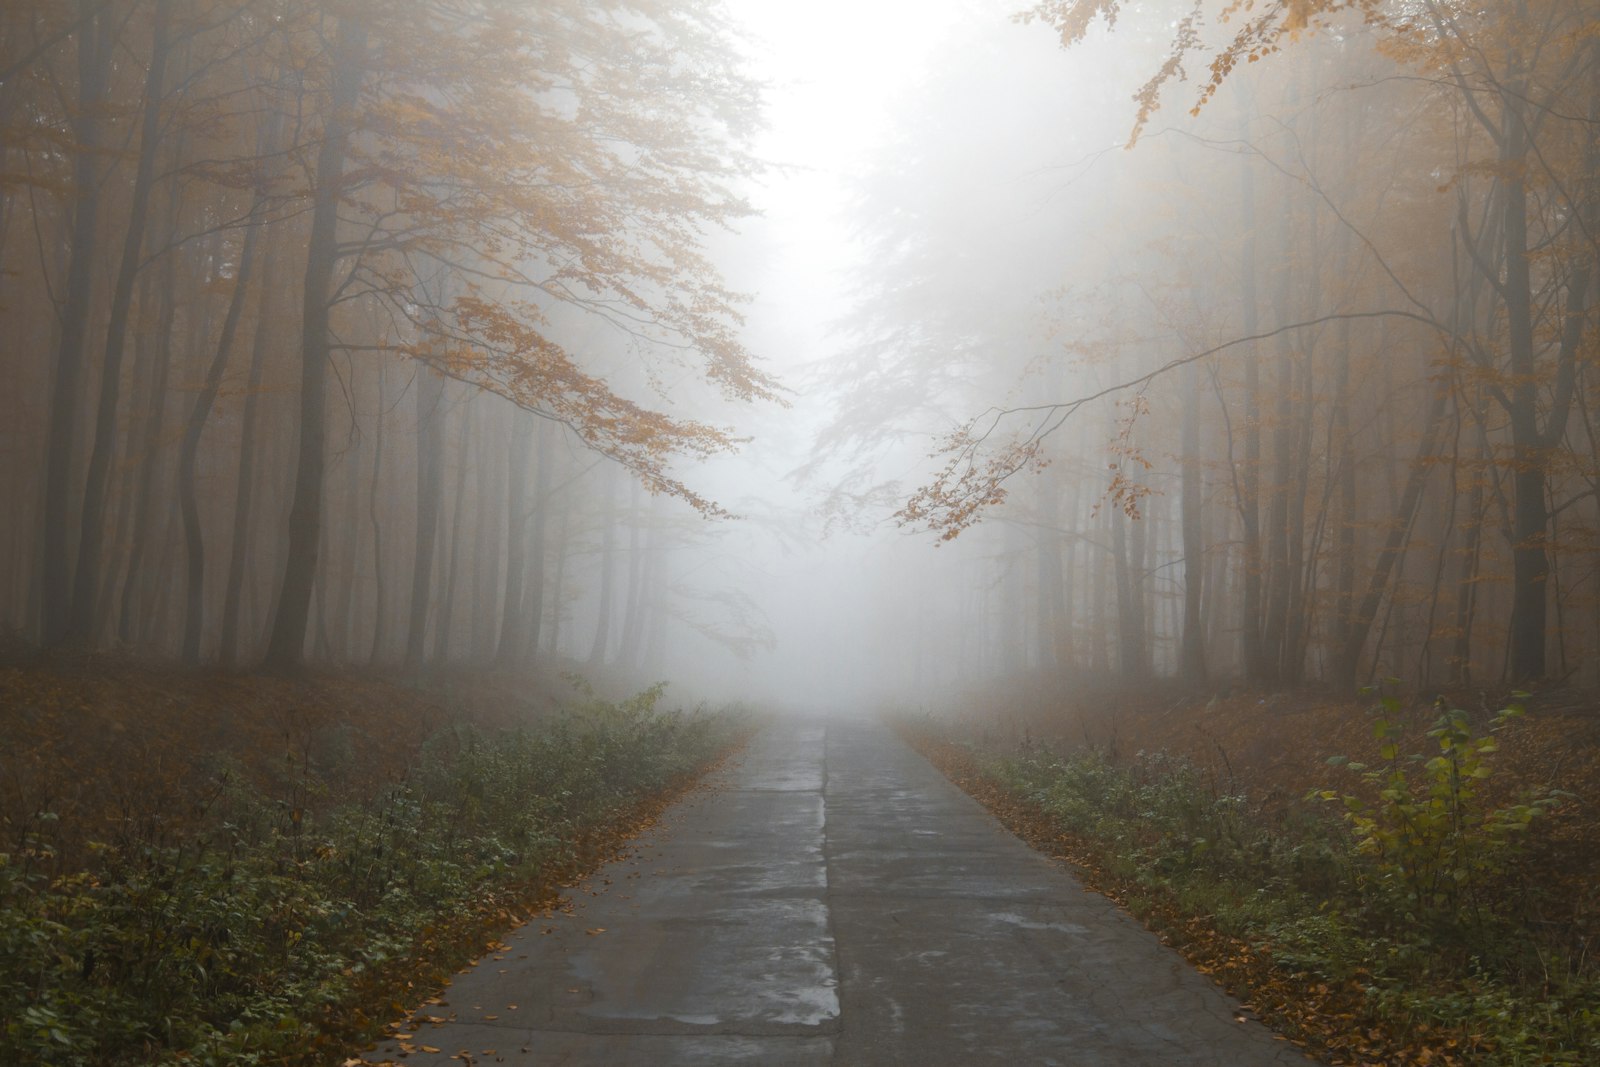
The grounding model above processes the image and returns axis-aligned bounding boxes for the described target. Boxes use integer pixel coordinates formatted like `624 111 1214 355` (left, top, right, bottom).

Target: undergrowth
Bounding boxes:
0 683 744 1066
977 695 1595 1065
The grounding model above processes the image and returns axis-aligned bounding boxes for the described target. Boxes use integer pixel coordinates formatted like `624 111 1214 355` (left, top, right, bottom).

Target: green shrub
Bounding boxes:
1315 695 1567 930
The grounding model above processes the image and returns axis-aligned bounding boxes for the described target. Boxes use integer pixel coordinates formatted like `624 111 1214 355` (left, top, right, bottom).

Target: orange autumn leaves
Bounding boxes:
313 0 780 514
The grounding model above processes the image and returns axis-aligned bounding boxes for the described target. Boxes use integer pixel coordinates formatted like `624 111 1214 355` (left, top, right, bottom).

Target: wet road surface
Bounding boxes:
364 716 1315 1065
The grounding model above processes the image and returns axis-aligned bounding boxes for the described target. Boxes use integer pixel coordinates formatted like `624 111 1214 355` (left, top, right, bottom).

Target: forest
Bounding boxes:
831 0 1600 701
3 0 1597 695
4 0 1600 1063
1 0 781 680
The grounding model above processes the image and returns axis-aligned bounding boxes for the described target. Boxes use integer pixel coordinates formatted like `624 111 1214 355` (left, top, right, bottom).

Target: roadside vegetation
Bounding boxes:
0 657 748 1066
906 687 1598 1066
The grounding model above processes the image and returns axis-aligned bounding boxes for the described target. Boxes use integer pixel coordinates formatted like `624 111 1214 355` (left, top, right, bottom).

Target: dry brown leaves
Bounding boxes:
0 655 583 875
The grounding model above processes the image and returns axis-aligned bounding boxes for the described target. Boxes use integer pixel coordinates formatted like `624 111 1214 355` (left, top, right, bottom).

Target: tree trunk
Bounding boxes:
1331 313 1356 670
366 366 389 665
219 245 279 666
1283 345 1316 684
1261 203 1295 682
328 413 362 658
41 3 107 645
432 394 472 663
65 0 172 644
179 180 266 663
545 478 571 656
1501 121 1548 682
639 530 668 679
1495 53 1596 680
1131 500 1150 677
1452 390 1489 682
496 411 534 665
263 14 367 670
1239 206 1266 677
1112 505 1143 680
469 419 505 661
1089 499 1110 675
1036 472 1067 678
313 492 333 662
587 469 618 666
115 169 183 646
618 479 648 669
1179 361 1207 682
1334 375 1451 686
523 421 553 665
405 367 445 668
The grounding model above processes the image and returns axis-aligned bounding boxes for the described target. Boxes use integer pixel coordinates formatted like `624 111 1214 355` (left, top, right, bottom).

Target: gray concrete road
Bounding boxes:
365 716 1316 1066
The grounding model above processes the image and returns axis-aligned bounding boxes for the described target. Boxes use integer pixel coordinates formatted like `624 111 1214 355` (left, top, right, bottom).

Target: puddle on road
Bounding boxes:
756 975 840 1026
987 910 1090 935
567 897 840 1029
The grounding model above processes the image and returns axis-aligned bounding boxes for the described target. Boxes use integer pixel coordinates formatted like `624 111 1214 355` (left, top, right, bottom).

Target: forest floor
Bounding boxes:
0 645 568 876
902 680 1600 1065
0 643 748 1065
939 678 1600 814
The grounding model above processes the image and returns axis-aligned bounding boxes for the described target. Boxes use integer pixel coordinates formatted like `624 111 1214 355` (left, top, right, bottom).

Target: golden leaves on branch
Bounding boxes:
1021 0 1394 140
1101 392 1155 520
410 295 745 519
310 0 777 515
896 420 1046 541
898 392 1155 540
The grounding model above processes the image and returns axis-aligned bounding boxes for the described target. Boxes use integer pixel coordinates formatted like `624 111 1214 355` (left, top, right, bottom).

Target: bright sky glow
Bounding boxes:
730 0 970 193
722 0 973 368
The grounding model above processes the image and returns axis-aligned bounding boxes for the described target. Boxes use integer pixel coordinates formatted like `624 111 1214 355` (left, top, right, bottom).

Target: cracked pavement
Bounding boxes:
364 715 1317 1065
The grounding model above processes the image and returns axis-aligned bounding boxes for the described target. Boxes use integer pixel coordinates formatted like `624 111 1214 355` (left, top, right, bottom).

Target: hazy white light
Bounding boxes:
725 0 972 324
730 0 969 177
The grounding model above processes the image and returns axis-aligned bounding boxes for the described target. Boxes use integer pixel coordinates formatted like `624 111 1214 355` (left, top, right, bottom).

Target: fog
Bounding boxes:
4 0 1598 707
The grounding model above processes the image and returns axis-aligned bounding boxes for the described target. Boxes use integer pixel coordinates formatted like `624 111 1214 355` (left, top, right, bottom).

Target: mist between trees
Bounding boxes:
809 0 1600 701
2 0 782 682
3 0 1599 701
